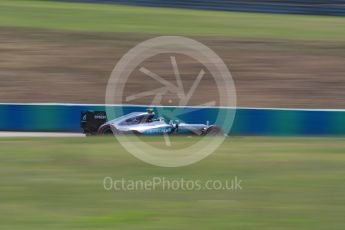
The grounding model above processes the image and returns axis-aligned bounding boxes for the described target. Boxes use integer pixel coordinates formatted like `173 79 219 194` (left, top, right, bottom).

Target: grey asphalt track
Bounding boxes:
0 132 85 137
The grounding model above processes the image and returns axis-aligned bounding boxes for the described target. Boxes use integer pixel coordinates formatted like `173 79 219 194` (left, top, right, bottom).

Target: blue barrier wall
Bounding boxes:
65 0 345 16
1 103 345 135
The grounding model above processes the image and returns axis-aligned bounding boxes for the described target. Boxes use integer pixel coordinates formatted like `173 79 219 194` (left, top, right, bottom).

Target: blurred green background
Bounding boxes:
0 0 344 40
1 0 344 107
1 136 345 229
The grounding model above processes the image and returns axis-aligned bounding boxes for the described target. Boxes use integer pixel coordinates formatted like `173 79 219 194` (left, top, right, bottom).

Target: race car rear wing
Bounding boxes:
80 111 107 135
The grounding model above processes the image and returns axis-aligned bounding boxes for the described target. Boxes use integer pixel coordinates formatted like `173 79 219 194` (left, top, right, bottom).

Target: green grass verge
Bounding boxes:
0 136 345 229
0 0 344 41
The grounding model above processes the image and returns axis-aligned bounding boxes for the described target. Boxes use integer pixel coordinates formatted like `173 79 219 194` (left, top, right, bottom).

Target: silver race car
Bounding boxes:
81 109 224 136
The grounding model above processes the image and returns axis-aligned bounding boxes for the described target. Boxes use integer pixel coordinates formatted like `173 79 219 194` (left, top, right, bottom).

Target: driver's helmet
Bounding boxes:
147 113 155 122
147 108 154 114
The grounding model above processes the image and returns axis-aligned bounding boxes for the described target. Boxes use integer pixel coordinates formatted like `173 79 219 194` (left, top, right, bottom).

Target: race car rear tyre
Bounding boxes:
97 124 113 135
205 125 224 136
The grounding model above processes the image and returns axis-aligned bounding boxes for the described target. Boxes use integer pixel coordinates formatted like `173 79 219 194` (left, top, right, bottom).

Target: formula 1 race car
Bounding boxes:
80 109 224 136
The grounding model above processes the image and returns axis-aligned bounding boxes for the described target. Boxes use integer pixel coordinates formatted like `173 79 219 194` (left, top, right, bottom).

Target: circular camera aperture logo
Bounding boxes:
105 36 236 167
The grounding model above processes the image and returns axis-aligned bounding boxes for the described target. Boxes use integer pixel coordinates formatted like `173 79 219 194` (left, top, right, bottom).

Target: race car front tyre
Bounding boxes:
205 125 224 136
